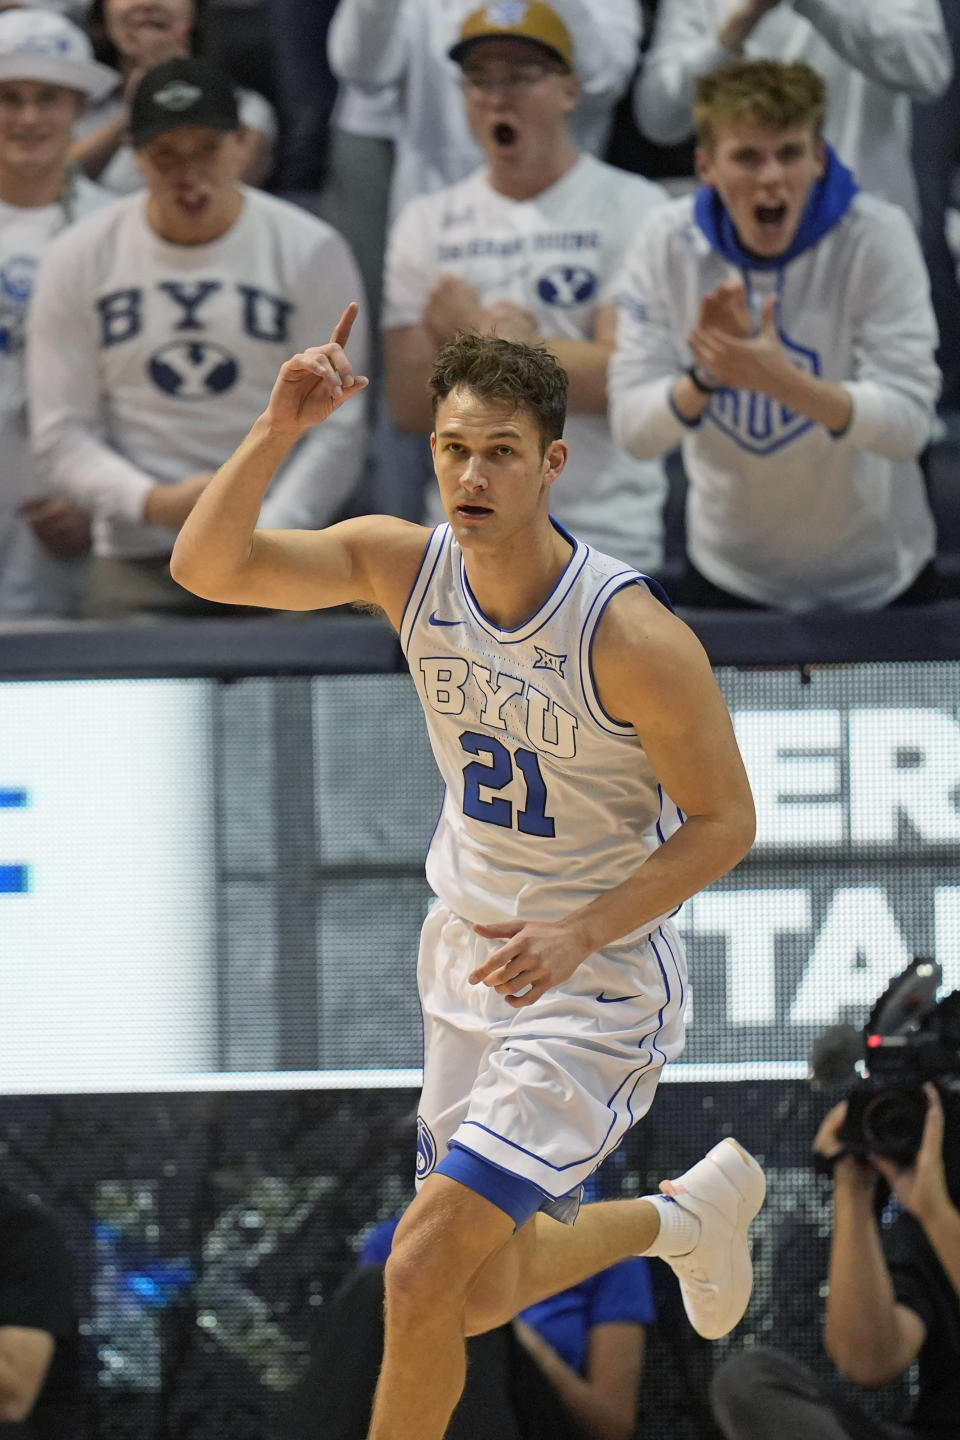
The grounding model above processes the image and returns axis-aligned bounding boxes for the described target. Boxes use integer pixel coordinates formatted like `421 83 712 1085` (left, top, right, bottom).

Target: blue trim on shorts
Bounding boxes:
436 1144 547 1228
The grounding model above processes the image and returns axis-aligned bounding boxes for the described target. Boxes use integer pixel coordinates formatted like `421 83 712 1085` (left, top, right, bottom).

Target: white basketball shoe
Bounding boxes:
656 1137 766 1340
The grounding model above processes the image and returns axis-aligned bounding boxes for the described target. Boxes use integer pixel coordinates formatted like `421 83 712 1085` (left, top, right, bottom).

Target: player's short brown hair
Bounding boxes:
429 332 568 455
693 59 827 152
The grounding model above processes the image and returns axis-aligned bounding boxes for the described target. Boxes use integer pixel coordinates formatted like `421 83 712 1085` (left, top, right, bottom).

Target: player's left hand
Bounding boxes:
469 918 589 1007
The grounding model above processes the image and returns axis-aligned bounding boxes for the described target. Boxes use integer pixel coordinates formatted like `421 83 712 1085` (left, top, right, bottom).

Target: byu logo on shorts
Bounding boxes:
148 339 239 398
415 1116 437 1180
537 265 598 308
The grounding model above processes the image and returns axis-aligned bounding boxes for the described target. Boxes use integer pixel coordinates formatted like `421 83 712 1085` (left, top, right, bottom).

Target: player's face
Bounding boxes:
0 81 83 176
459 39 579 169
106 0 193 63
696 121 825 259
136 125 246 243
431 386 565 547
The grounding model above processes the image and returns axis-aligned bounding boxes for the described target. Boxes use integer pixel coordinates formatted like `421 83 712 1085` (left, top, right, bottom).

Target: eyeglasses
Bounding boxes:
459 63 558 95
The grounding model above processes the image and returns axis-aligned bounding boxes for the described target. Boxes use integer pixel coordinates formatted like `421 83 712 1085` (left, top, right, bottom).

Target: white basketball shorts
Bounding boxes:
415 901 688 1224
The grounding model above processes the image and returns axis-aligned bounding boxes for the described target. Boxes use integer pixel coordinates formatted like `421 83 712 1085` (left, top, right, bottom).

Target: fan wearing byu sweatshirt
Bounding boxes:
609 58 940 612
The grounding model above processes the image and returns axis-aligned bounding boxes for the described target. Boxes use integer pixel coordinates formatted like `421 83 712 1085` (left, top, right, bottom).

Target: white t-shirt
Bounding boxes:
28 186 368 558
74 85 278 196
0 174 108 616
634 0 952 220
384 155 670 572
608 191 940 609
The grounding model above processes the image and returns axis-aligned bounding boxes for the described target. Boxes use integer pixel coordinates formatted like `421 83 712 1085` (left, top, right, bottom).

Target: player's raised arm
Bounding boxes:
171 304 410 614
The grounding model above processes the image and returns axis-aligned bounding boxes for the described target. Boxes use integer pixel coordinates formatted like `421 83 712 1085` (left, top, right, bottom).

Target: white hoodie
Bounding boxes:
608 186 940 610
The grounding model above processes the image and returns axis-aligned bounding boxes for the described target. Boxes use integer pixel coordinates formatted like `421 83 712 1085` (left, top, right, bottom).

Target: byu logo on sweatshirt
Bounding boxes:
707 330 821 456
96 281 294 349
416 1116 437 1179
149 339 238 398
537 264 598 308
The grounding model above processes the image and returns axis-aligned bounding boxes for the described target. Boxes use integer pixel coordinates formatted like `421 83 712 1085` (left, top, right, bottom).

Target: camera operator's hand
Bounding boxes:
813 1100 847 1159
870 1084 951 1225
820 1096 926 1383
814 1101 877 1195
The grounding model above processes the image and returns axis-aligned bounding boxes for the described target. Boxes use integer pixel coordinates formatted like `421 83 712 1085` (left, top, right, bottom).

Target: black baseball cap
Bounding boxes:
129 56 240 149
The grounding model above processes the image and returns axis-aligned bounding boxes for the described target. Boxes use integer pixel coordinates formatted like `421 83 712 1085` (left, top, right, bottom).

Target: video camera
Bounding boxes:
810 958 960 1166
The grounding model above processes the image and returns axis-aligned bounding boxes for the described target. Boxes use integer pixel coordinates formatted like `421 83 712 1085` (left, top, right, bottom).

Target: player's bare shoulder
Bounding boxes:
346 513 435 630
592 580 716 728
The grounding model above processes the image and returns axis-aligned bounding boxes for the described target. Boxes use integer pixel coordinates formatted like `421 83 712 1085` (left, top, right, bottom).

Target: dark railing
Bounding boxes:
1 598 959 679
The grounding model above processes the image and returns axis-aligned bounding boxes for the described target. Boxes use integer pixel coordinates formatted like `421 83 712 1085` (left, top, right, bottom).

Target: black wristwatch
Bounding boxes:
686 363 721 395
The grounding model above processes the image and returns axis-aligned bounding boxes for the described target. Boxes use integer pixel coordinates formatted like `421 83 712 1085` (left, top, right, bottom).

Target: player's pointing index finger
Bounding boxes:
330 301 359 350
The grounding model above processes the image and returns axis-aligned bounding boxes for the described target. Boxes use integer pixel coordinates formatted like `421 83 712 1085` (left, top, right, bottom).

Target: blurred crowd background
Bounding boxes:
1 0 959 622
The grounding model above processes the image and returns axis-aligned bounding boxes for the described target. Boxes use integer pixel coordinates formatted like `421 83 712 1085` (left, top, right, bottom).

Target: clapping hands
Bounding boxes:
688 279 790 393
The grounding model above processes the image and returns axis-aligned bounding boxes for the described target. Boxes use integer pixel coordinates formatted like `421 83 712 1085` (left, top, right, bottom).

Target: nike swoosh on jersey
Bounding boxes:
428 611 464 627
595 991 645 1003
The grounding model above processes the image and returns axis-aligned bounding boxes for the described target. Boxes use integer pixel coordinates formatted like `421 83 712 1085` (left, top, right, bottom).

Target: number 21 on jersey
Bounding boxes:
459 730 555 837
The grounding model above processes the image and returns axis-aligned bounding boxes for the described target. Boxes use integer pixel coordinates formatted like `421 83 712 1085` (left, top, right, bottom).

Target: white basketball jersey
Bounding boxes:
401 524 685 935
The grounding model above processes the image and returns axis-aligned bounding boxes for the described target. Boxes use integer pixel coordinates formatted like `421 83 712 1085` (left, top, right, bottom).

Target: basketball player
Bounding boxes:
171 312 764 1440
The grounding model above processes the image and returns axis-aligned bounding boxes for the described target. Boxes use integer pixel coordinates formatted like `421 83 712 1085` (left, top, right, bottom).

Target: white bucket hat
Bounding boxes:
0 8 117 102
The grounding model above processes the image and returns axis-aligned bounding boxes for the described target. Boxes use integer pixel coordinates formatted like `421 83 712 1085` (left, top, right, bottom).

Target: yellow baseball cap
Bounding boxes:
450 2 575 72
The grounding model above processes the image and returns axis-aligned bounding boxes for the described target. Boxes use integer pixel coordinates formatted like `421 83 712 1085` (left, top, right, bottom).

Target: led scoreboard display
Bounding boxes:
1 662 957 1087
678 665 960 1071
